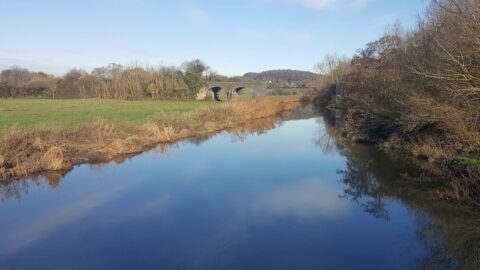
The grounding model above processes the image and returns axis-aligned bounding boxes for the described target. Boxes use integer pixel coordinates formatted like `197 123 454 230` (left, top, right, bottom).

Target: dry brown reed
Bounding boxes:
0 96 301 181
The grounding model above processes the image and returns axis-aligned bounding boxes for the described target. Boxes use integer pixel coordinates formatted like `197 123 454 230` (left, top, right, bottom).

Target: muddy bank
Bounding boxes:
0 96 301 181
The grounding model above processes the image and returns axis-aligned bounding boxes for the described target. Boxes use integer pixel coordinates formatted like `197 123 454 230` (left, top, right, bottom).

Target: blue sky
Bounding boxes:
0 0 428 76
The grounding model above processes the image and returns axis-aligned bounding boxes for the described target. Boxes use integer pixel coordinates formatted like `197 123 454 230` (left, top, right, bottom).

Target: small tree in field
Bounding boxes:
181 59 209 97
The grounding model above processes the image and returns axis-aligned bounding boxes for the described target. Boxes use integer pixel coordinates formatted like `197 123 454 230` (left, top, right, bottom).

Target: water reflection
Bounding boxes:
0 180 138 254
0 107 315 204
0 105 479 269
252 178 350 219
0 114 288 203
0 172 63 202
320 108 480 270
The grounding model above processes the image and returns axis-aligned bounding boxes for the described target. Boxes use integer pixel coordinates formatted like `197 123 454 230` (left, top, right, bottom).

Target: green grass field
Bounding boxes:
0 99 219 131
216 89 254 101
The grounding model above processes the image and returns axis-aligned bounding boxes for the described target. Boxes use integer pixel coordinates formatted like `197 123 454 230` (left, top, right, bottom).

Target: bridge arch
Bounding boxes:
206 82 267 101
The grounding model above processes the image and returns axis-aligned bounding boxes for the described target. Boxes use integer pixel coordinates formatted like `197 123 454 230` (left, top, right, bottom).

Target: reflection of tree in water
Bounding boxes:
411 203 480 270
288 104 319 121
317 110 480 270
0 172 63 202
338 164 390 220
228 116 282 142
226 105 324 143
0 179 30 202
185 135 214 146
314 118 340 155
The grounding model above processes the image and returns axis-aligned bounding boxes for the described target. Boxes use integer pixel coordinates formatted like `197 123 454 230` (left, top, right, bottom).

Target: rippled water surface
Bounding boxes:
0 108 478 270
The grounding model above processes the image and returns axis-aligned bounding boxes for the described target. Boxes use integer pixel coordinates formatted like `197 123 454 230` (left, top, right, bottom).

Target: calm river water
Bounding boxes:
0 106 478 270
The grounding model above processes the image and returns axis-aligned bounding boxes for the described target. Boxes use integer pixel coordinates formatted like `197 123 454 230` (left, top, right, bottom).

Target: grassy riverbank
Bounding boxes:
0 99 219 132
0 96 301 181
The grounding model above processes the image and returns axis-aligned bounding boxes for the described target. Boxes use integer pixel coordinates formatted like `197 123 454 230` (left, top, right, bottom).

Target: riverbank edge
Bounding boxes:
0 96 302 181
312 92 480 206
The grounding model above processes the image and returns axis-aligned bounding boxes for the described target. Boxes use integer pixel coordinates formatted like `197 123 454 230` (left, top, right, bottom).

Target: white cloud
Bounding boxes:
184 3 209 26
288 0 336 9
103 0 146 5
101 196 174 226
251 178 350 219
263 0 370 10
277 145 308 158
182 160 209 177
277 30 312 44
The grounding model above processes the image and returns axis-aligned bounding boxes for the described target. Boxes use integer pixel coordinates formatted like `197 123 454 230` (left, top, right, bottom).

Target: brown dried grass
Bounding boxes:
0 96 302 181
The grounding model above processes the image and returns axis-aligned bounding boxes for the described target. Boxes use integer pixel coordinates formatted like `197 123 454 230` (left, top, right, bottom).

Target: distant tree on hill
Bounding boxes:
243 69 317 82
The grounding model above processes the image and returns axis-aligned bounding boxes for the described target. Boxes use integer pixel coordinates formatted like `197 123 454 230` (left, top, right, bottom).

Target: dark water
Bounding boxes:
0 107 479 270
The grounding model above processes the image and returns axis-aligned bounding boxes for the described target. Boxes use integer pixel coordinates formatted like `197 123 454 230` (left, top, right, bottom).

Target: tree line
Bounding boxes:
0 60 210 100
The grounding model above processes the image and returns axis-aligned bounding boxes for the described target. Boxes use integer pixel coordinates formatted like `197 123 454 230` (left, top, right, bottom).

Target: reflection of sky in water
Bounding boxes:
0 118 425 270
0 181 135 254
251 178 350 219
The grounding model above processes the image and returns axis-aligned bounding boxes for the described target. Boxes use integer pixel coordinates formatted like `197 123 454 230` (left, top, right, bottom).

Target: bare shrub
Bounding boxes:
315 0 479 166
160 126 176 142
41 147 65 171
315 54 352 90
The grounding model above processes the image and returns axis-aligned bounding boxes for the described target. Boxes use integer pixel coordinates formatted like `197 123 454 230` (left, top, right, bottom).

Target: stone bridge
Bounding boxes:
206 81 268 101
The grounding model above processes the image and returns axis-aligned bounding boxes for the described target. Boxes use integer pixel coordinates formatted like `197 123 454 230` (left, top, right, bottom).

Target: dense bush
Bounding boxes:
315 0 480 169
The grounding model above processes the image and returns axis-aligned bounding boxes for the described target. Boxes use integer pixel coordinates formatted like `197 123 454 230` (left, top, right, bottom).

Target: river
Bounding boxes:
0 106 478 270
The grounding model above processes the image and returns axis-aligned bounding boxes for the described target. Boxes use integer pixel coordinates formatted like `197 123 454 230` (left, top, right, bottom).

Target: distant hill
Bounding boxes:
243 69 317 82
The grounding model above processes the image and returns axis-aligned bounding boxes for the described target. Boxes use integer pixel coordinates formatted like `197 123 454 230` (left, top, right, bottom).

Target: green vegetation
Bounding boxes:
458 157 480 167
216 89 254 101
0 99 218 131
182 59 209 98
